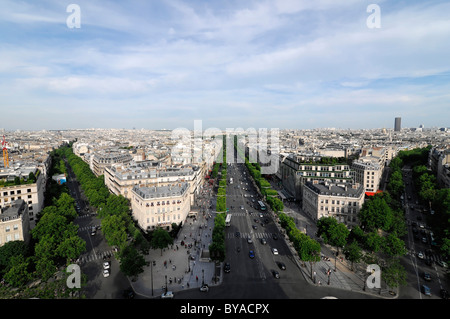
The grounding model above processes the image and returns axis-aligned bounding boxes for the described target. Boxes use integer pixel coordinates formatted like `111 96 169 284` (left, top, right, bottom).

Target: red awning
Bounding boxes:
365 190 383 196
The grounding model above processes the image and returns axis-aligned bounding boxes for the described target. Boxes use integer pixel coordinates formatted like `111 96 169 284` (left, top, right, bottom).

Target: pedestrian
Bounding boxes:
196 276 198 282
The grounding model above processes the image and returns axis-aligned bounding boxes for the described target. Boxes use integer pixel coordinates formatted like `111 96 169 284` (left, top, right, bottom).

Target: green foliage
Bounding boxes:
209 213 226 262
0 241 28 276
150 227 173 255
3 255 32 287
358 194 393 232
119 244 147 277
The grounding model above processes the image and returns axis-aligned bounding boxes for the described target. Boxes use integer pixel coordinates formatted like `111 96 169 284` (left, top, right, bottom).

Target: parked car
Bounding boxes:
161 291 174 299
422 285 432 296
200 284 209 292
103 262 110 270
103 269 110 278
272 270 280 279
224 262 231 273
277 262 286 270
437 260 448 268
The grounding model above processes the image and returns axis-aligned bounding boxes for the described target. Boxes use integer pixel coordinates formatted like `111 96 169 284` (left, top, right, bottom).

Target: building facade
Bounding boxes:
131 183 191 232
0 199 31 247
280 154 353 200
302 181 365 226
0 165 45 229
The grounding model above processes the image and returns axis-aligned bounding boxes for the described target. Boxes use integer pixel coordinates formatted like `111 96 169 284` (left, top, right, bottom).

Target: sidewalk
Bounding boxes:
130 183 222 298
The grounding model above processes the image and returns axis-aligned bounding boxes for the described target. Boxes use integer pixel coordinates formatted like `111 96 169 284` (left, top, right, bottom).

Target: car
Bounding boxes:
440 289 449 299
272 234 278 240
103 262 110 270
422 285 432 296
240 206 244 210
417 251 424 259
235 231 240 238
437 260 448 268
260 238 267 245
272 270 280 279
122 288 135 299
422 237 428 244
277 262 286 270
224 262 231 273
249 250 255 259
161 291 174 299
423 272 431 281
252 225 257 230
103 269 110 277
200 284 209 292
91 226 97 236
272 248 279 255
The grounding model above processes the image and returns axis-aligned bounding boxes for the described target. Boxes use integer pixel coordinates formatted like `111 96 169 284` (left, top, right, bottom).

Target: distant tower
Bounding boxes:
394 117 401 132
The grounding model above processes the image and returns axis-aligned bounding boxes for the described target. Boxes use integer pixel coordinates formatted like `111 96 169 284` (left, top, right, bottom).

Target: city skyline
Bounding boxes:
1 0 450 131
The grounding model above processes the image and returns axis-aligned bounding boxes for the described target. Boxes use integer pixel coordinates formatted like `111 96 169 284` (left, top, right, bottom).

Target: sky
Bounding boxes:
1 0 449 131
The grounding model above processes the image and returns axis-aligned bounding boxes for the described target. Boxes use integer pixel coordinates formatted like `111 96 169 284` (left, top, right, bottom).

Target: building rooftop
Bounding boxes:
0 199 26 222
305 181 364 198
132 182 189 200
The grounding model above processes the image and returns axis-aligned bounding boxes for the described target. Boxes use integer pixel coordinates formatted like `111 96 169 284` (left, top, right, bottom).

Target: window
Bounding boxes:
27 189 31 193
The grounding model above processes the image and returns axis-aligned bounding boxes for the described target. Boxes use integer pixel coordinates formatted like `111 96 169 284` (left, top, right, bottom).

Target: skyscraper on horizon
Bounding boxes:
394 117 401 131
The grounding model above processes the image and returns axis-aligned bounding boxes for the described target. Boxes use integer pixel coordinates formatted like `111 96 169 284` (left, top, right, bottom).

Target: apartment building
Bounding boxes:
0 164 45 229
280 154 353 200
104 162 200 205
351 159 383 194
0 199 31 247
429 147 450 188
131 183 190 232
91 151 133 177
302 181 364 226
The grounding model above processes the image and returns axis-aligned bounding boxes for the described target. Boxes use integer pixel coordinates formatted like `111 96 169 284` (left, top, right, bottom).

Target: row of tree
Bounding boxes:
278 213 321 279
210 136 227 261
61 146 148 277
232 136 284 212
0 148 86 297
400 146 449 263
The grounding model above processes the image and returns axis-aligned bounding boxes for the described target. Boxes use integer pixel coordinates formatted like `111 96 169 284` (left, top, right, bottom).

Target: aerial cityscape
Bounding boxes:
0 0 449 308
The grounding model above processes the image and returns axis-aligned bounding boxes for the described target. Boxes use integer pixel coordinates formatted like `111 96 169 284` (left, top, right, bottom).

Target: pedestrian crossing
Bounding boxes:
227 232 273 239
77 224 101 232
78 250 116 263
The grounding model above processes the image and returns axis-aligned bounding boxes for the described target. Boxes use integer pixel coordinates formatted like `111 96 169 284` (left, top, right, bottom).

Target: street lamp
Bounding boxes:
151 260 154 296
202 269 205 286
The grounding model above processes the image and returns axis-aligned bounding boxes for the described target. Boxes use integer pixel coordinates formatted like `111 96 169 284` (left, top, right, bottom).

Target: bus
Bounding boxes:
225 214 232 226
258 201 266 211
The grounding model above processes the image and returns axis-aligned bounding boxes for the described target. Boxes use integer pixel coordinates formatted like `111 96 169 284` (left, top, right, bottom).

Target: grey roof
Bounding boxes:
132 183 189 200
0 199 26 221
305 181 364 198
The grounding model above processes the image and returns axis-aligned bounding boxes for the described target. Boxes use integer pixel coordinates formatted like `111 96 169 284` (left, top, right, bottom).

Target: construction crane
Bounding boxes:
2 135 9 168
